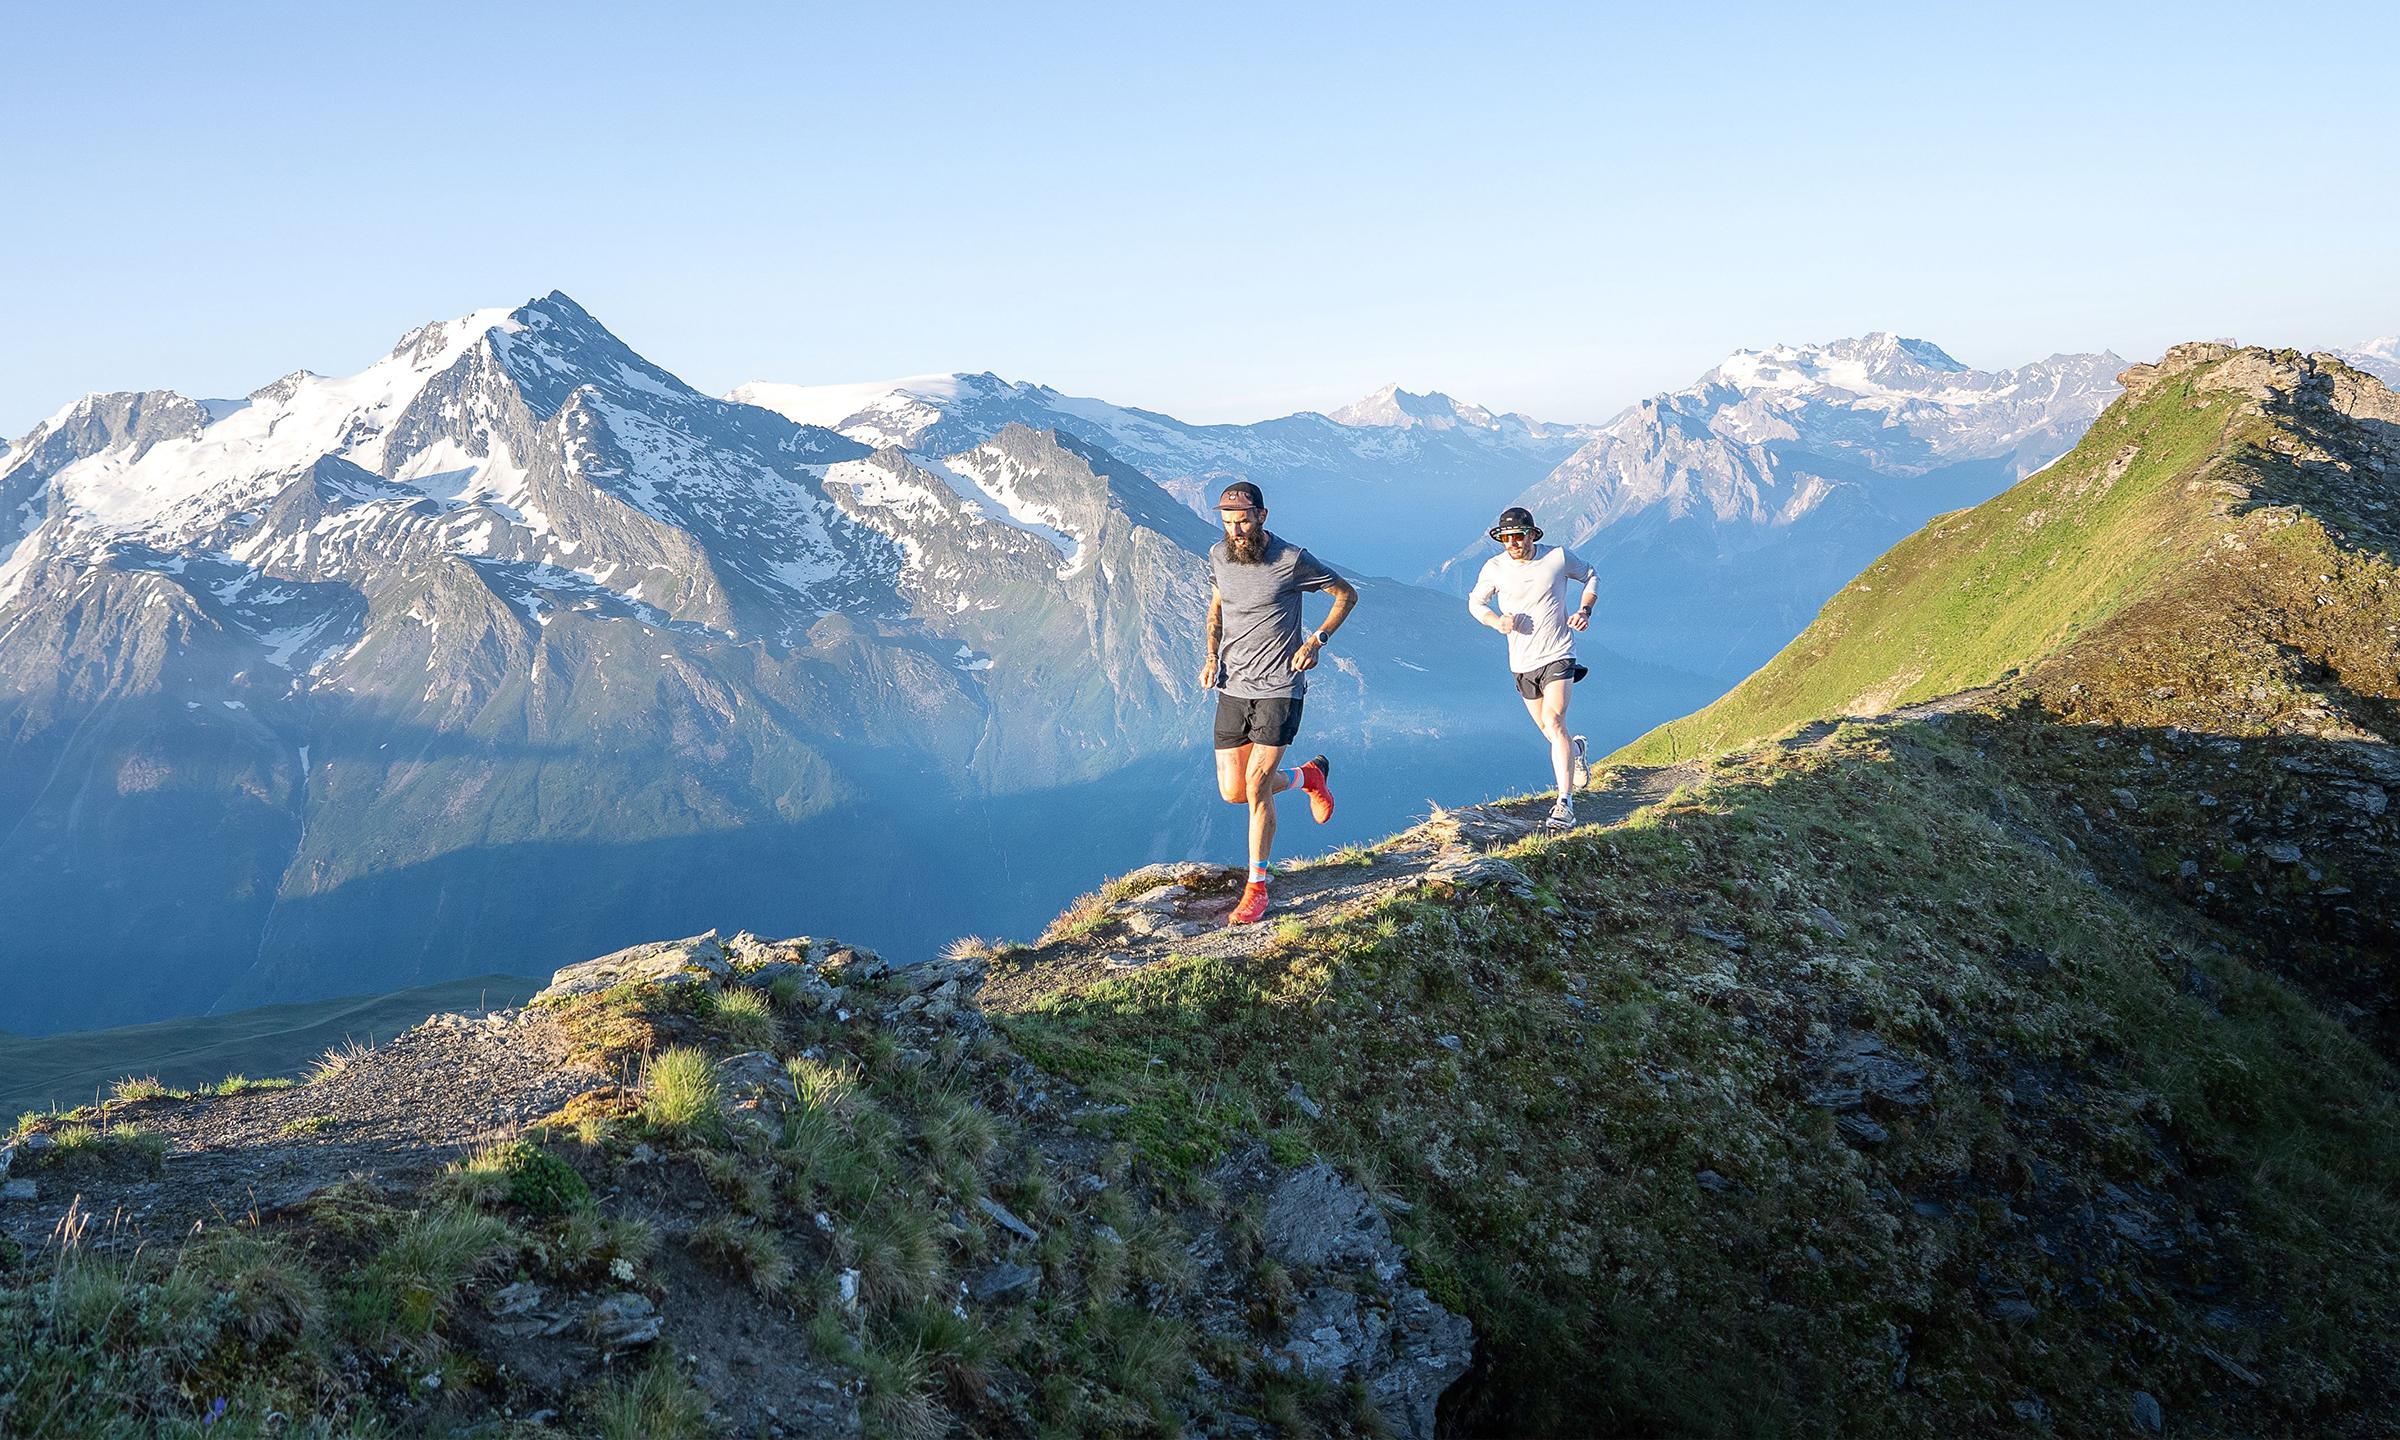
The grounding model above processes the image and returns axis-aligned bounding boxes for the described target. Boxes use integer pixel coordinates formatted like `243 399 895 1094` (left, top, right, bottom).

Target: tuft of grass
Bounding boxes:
341 1207 516 1353
551 1205 656 1280
107 1075 180 1103
440 1138 591 1216
844 1201 947 1311
789 1055 861 1117
202 1073 298 1097
638 1046 722 1140
277 1114 336 1138
305 1036 375 1086
941 934 999 964
179 1230 324 1347
707 987 779 1050
695 1148 774 1218
688 1216 795 1296
32 1122 167 1177
582 1351 709 1440
858 1338 947 1440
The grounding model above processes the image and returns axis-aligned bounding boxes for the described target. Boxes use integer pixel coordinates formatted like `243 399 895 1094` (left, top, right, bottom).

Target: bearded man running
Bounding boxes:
1469 506 1597 830
1201 482 1355 925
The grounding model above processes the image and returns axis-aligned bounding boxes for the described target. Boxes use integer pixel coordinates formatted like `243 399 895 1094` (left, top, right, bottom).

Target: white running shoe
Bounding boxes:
1545 798 1575 831
1570 735 1589 790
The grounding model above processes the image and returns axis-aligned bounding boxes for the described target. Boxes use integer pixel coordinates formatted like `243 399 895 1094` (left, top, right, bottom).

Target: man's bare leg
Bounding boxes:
1216 744 1254 805
1243 743 1292 870
1523 680 1577 802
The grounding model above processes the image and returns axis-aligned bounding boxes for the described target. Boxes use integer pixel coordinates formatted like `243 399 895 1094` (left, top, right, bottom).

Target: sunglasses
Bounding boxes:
1496 531 1533 541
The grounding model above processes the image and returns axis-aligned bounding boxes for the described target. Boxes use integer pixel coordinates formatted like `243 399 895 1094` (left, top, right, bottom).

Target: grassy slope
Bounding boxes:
0 975 541 1122
995 722 2398 1437
1615 368 2256 763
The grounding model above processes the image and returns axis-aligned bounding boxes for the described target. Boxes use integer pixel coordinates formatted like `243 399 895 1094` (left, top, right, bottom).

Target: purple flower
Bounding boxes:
204 1397 229 1427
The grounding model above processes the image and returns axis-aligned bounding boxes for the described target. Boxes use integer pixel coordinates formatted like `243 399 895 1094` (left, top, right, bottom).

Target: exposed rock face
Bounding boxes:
531 930 731 1003
1212 1154 1474 1440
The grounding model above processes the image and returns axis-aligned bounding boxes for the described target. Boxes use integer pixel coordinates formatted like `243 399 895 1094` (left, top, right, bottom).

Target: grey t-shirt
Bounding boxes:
1210 535 1339 699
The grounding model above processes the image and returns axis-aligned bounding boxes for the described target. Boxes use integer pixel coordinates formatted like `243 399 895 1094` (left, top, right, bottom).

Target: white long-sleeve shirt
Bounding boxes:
1471 545 1597 672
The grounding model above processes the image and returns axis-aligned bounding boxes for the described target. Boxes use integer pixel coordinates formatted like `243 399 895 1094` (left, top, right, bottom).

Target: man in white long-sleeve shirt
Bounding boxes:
1468 506 1598 829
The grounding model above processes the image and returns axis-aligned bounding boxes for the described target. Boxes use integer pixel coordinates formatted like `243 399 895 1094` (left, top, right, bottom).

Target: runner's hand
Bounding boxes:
1289 638 1321 673
1200 655 1218 688
1568 608 1591 632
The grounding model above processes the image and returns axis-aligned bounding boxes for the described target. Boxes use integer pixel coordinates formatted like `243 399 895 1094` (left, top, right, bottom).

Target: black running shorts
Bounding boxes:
1214 693 1304 749
1514 657 1588 700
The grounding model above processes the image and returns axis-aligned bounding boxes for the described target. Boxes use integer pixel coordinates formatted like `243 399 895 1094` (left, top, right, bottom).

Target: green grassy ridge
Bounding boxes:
1615 366 2262 764
996 720 2399 1438
0 974 540 1122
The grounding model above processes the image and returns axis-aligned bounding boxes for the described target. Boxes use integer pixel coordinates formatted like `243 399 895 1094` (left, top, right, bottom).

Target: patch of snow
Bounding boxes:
728 374 960 429
936 447 1087 577
39 305 522 535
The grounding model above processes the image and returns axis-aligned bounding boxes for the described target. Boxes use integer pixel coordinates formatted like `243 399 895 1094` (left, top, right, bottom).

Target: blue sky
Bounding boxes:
3 1 2394 436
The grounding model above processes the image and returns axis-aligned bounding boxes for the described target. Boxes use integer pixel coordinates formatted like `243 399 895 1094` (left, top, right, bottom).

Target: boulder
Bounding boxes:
969 1261 1041 1303
534 931 730 1003
976 1196 1041 1244
1424 853 1535 898
1111 862 1239 897
717 1050 799 1138
588 1291 662 1349
820 943 889 982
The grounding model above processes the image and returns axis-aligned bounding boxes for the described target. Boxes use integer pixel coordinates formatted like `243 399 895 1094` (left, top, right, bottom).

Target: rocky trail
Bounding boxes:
1 1009 612 1252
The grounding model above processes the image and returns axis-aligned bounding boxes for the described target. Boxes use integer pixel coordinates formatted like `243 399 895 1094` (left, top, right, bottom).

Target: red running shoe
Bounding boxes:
1297 754 1334 824
1228 878 1271 925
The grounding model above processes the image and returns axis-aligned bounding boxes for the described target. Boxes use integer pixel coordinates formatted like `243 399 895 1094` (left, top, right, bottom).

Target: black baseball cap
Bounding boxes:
1488 506 1542 541
1216 481 1265 513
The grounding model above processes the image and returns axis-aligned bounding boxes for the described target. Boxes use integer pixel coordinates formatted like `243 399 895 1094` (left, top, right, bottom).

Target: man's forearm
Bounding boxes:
1318 580 1357 638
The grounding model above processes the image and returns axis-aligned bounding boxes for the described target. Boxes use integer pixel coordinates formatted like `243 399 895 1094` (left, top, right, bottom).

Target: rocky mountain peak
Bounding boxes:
1326 384 1498 432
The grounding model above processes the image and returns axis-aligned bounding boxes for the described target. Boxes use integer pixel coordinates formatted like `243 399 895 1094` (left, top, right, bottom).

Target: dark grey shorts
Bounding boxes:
1214 693 1304 749
1514 657 1588 700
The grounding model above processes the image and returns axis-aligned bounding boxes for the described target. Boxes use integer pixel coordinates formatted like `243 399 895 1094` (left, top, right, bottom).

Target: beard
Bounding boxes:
1226 528 1268 564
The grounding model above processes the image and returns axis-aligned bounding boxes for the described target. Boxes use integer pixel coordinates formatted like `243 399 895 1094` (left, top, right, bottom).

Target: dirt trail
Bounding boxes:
979 759 1707 1010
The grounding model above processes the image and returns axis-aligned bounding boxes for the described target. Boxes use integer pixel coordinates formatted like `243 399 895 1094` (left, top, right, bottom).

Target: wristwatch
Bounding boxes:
1311 629 1331 647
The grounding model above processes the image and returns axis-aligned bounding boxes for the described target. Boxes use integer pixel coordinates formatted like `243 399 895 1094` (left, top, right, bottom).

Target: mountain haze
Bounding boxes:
2 296 1702 1035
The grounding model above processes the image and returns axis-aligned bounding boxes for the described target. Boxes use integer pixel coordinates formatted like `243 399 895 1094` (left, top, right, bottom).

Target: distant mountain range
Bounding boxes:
0 294 1708 1034
2336 336 2400 386
728 374 1602 581
1436 333 2128 681
737 336 2134 686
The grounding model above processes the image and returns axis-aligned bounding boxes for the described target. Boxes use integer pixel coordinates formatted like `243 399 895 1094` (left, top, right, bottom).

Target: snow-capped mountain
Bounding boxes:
2336 337 2400 387
1437 333 2124 680
728 373 1603 581
1 295 1702 1035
